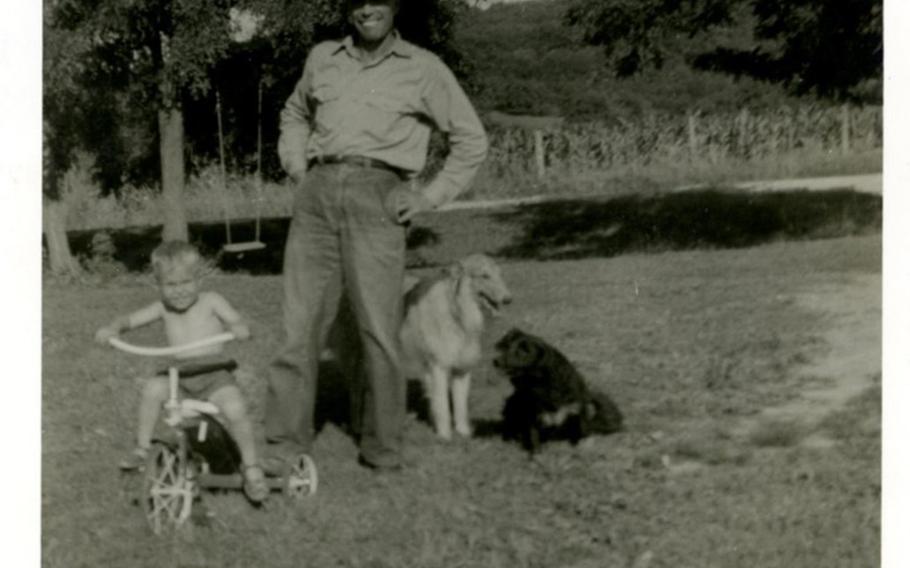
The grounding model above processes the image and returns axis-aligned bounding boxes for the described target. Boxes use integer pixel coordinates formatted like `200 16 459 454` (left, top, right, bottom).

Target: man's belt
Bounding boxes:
308 155 405 177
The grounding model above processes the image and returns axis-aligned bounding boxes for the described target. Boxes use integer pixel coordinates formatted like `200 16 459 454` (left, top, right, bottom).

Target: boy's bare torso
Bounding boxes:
139 291 239 359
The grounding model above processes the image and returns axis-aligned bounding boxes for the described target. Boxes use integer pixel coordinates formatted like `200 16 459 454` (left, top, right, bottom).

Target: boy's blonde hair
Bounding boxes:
150 240 203 280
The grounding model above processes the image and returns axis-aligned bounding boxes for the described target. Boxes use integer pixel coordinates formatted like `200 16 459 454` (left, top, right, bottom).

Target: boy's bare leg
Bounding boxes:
119 376 169 470
209 385 268 502
209 385 258 465
137 377 169 449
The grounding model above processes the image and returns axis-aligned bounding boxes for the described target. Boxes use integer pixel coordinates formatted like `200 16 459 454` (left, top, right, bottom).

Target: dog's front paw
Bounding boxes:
434 427 453 441
454 424 474 438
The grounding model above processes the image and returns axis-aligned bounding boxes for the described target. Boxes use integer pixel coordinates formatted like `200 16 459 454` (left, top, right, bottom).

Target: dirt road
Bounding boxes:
737 272 881 446
440 172 882 212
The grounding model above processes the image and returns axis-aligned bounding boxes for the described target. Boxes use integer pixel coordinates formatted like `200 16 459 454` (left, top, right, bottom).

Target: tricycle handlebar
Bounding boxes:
108 332 235 357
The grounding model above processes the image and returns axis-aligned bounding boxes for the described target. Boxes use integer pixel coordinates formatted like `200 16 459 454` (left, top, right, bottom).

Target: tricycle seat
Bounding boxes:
158 358 238 378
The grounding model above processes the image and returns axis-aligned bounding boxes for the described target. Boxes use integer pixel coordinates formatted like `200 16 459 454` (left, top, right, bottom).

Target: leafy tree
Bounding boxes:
44 0 465 248
46 0 250 240
565 0 883 101
44 0 94 274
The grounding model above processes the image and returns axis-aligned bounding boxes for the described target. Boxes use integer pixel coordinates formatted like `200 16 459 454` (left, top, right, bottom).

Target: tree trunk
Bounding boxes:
159 106 188 242
43 197 81 276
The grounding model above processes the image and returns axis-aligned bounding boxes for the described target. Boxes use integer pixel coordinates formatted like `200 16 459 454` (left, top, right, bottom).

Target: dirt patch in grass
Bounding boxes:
733 273 881 449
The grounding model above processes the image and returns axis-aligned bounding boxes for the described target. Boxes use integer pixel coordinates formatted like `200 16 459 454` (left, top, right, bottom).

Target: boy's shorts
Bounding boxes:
156 355 239 401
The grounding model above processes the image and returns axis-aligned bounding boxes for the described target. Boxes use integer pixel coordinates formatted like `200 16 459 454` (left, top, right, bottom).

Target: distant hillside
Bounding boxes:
454 0 812 122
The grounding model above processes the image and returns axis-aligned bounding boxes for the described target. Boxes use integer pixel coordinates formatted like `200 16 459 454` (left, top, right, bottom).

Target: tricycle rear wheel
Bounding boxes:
284 454 318 499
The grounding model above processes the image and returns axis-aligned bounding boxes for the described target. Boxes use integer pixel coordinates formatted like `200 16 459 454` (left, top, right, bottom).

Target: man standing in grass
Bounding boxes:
265 0 488 471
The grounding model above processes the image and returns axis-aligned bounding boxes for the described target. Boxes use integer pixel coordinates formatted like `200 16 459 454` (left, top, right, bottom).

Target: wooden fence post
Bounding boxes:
687 110 699 157
737 108 750 158
770 119 779 155
534 129 546 179
785 106 794 152
841 104 851 155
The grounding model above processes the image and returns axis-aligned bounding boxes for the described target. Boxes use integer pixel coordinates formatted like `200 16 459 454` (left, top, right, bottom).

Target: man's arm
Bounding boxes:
277 49 318 183
418 57 489 208
94 302 164 344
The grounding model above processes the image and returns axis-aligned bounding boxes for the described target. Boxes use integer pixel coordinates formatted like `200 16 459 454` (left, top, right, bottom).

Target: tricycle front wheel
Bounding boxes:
142 443 194 534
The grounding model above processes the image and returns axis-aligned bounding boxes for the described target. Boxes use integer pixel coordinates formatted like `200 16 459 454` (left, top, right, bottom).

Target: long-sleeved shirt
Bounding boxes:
277 32 489 208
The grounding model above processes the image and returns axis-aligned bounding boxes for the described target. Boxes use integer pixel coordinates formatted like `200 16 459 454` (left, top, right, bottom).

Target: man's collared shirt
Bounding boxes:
278 32 488 207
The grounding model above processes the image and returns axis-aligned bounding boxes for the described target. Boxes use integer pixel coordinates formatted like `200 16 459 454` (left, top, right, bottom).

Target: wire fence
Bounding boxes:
481 105 882 178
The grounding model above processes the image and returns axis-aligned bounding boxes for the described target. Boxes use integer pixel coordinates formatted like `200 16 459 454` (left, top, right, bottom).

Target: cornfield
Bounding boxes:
482 105 882 177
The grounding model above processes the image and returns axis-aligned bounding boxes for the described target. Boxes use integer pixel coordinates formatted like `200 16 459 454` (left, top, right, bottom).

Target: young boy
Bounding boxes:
95 240 269 503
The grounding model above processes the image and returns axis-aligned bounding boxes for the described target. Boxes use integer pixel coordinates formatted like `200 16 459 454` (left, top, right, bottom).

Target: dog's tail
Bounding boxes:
583 390 624 435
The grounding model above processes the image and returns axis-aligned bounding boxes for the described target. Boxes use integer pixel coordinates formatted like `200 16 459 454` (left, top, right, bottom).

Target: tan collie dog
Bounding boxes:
400 254 512 439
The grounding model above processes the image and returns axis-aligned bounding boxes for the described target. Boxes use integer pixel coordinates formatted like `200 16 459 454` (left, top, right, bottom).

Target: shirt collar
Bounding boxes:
334 30 414 60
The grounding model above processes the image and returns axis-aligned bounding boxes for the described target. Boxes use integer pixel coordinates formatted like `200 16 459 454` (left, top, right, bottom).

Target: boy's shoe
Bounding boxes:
242 464 270 504
118 446 150 471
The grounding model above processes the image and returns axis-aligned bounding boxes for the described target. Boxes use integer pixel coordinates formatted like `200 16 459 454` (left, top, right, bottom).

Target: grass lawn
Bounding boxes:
43 216 880 567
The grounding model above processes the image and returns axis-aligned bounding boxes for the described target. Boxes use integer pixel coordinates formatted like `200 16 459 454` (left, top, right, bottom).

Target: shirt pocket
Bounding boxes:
360 92 412 142
310 84 343 133
311 83 341 104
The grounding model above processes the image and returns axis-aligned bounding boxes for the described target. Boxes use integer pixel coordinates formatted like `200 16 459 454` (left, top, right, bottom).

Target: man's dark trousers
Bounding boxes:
265 163 407 468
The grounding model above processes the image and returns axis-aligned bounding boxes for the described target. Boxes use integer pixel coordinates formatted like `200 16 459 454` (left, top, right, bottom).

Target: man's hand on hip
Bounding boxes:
289 168 307 186
393 190 433 223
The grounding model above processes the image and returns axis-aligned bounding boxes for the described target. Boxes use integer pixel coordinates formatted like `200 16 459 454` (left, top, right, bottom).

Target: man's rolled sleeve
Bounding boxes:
420 59 488 208
277 54 316 179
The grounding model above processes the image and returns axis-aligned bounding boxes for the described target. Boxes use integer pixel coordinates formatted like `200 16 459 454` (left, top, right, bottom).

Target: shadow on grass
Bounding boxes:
62 188 881 273
314 356 503 441
312 357 433 437
65 218 441 275
473 418 506 439
491 188 881 260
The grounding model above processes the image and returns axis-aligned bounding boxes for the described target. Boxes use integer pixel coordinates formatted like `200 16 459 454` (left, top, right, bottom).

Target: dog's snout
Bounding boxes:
502 295 513 306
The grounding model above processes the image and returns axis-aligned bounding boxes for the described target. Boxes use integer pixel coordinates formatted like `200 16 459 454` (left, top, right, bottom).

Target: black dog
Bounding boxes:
494 328 623 454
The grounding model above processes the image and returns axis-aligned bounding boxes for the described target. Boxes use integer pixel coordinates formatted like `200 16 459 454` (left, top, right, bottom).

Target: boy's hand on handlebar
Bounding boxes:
230 322 251 341
95 326 118 345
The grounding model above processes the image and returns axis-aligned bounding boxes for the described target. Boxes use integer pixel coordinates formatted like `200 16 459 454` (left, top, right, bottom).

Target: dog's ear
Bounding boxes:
507 336 536 368
583 400 599 420
444 261 465 279
496 328 519 349
459 254 487 275
528 339 548 367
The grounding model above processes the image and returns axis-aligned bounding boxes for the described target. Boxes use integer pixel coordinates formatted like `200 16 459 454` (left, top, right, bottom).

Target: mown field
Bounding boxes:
43 189 881 567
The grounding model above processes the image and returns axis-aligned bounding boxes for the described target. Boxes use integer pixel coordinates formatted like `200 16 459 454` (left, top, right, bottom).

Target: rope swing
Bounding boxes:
217 81 266 255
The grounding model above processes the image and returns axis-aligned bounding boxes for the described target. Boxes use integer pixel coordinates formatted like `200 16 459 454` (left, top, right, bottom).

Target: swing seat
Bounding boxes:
223 241 267 254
